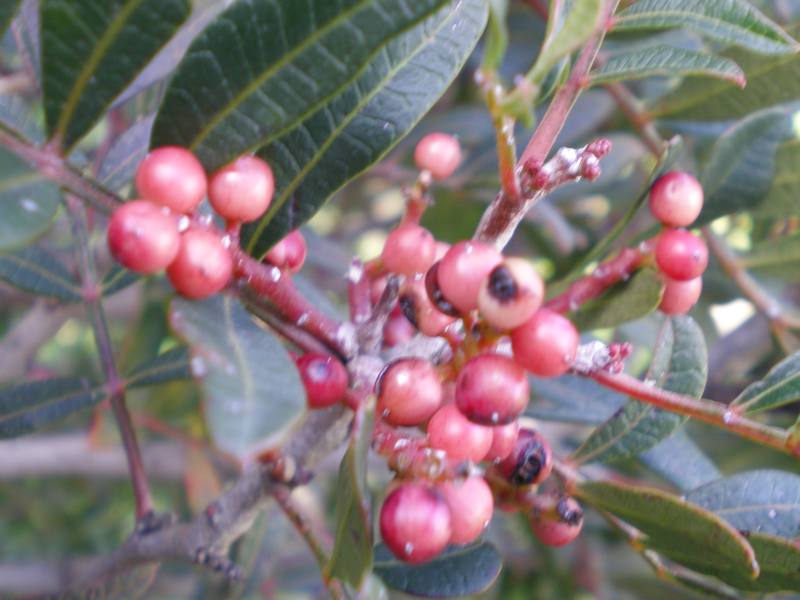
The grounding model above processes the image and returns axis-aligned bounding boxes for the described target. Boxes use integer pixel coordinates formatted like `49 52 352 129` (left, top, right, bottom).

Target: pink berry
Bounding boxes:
529 495 583 547
648 171 704 227
425 262 459 316
497 429 553 486
659 275 702 315
383 313 416 347
208 155 274 223
381 224 437 276
485 420 521 462
655 229 708 281
438 477 494 546
427 403 494 463
264 230 307 273
414 133 461 180
478 258 544 330
437 241 503 314
107 200 180 273
135 146 207 213
380 483 452 563
378 358 443 426
295 353 349 409
399 277 456 337
455 354 529 425
511 309 579 377
166 228 233 299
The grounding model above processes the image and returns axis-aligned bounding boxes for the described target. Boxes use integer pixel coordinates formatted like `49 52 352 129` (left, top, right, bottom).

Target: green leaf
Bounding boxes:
41 0 190 150
97 115 154 192
577 479 758 578
0 94 45 145
327 409 373 588
569 268 664 331
100 265 140 297
572 316 708 464
0 377 106 438
639 429 720 492
0 246 82 301
686 470 800 539
703 533 800 592
590 45 745 86
169 295 305 458
528 375 627 425
124 346 192 390
0 0 21 36
732 351 800 414
374 542 502 598
740 233 800 275
613 0 799 55
482 0 509 70
0 147 61 252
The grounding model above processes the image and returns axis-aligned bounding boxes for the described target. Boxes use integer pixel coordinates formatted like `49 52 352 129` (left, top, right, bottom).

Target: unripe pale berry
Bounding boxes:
166 228 233 299
655 229 708 281
529 495 584 547
380 483 452 563
485 420 521 462
208 155 274 223
295 353 349 409
135 146 207 213
497 429 553 486
265 230 307 273
399 277 456 337
427 403 494 463
659 275 703 315
414 133 461 180
381 224 437 276
438 477 494 546
455 353 529 425
378 358 443 426
107 200 180 273
511 309 579 377
437 241 503 314
478 258 544 330
648 171 704 227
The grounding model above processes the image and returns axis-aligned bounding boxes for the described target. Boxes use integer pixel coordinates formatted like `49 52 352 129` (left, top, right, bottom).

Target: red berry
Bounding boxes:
383 313 416 347
399 277 456 337
497 429 553 486
659 275 703 315
438 477 494 546
485 420 521 462
427 403 494 463
511 309 579 377
107 200 180 273
649 171 704 227
135 146 207 213
381 224 437 276
166 228 233 299
455 354 529 425
265 230 307 273
378 358 443 426
655 229 708 281
208 155 274 223
380 483 452 563
478 258 544 330
414 133 461 180
529 495 583 547
295 353 348 409
424 262 459 316
437 241 503 314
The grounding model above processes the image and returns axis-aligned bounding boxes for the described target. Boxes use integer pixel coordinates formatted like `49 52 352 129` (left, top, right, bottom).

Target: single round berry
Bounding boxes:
511 309 579 377
378 358 443 426
427 403 494 463
438 477 494 546
497 429 553 486
455 353 529 425
264 229 307 273
399 277 456 337
425 262 459 316
135 146 207 213
381 224 437 276
659 275 703 315
437 241 503 314
414 133 461 180
208 155 274 223
648 171 704 227
655 229 708 281
295 353 349 409
107 200 180 273
529 495 583 547
485 420 521 462
380 483 452 563
478 258 544 330
166 228 233 299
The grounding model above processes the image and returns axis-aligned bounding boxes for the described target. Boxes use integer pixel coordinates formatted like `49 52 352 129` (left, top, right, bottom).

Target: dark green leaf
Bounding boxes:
0 94 45 144
169 295 305 458
613 0 798 55
590 45 745 86
0 246 82 301
732 351 800 414
0 377 106 438
100 265 140 297
0 0 21 34
97 115 155 192
528 375 627 424
703 533 800 592
125 346 192 390
639 429 720 492
577 479 758 578
41 0 190 149
572 316 708 464
374 542 502 598
686 470 800 539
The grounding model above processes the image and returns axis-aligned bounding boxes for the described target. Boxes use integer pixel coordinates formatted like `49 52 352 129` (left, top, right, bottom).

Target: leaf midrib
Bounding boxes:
0 253 82 299
736 370 800 412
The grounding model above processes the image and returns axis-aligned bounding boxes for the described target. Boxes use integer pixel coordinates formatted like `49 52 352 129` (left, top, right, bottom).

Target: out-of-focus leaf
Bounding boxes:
124 346 191 390
741 233 800 275
731 351 800 414
97 115 155 192
184 447 222 516
0 94 44 144
703 533 800 592
528 375 627 425
0 246 81 301
100 265 140 297
639 429 720 492
0 0 21 34
483 0 509 70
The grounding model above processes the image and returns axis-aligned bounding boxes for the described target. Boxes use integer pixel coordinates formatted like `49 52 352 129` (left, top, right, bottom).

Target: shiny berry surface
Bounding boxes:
649 171 704 227
107 200 180 273
135 146 207 213
427 403 494 463
208 155 274 223
437 241 503 314
529 495 584 547
414 133 462 180
295 353 348 409
381 224 437 276
166 228 233 299
455 353 529 425
478 258 544 330
378 358 443 426
438 477 494 546
380 483 451 563
655 229 708 281
265 230 307 273
659 275 703 315
511 309 579 377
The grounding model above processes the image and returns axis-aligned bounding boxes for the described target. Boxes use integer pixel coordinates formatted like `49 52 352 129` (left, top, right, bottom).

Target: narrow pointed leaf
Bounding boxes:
732 351 800 414
703 533 800 592
125 346 192 389
0 0 21 36
0 246 82 301
482 0 509 70
98 115 155 192
100 265 140 297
